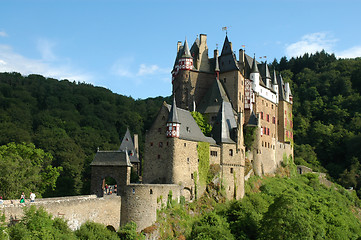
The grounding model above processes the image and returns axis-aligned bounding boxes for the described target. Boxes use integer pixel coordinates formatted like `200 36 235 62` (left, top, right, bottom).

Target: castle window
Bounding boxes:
184 143 187 147
186 127 190 132
159 142 163 148
229 149 233 156
262 100 264 105
230 168 233 174
157 154 160 159
267 114 270 122
191 173 194 179
266 103 268 107
150 189 153 194
272 104 274 109
260 112 264 119
268 142 270 148
262 141 264 147
187 158 190 164
211 151 218 156
272 117 276 124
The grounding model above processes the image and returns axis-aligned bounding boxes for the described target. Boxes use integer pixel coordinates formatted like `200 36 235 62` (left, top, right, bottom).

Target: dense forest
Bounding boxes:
0 51 361 199
272 51 361 196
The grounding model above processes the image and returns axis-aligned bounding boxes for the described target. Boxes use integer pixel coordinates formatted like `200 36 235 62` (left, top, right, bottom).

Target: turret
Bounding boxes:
178 39 193 71
166 97 180 138
272 69 278 93
250 55 260 93
264 61 271 88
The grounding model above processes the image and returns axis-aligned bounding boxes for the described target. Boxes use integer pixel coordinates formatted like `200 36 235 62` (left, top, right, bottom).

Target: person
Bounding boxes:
20 192 25 203
0 196 3 204
30 192 36 202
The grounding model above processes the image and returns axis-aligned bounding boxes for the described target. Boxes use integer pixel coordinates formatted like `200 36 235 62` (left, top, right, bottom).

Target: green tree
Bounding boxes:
191 111 212 136
0 142 61 199
189 211 234 240
75 221 119 240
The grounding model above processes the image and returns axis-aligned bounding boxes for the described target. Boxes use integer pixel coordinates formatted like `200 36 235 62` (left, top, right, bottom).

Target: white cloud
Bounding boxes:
0 44 93 83
111 59 170 85
37 38 57 61
285 32 337 58
0 31 7 37
336 46 361 59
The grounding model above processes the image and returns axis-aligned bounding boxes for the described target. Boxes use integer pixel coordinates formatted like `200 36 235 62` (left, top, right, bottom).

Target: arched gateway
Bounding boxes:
90 150 132 197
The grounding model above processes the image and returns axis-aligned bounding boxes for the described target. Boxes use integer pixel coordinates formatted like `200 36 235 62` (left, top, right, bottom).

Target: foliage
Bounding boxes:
0 142 61 199
8 206 76 239
74 221 119 240
189 211 234 240
118 222 145 240
191 112 212 137
197 142 210 185
243 126 257 151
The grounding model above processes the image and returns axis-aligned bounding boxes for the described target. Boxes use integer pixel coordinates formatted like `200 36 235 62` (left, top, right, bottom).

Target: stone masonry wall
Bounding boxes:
1 195 121 231
120 184 181 232
143 104 173 184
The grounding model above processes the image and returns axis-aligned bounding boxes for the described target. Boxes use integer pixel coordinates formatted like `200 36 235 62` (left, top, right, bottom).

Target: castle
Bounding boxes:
90 33 294 231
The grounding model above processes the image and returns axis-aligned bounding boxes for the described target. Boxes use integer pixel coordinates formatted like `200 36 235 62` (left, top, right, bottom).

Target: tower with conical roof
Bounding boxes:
166 97 181 138
250 54 260 93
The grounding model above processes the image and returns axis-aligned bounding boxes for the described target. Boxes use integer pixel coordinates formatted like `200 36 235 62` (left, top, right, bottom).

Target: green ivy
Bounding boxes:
244 126 257 151
197 142 210 185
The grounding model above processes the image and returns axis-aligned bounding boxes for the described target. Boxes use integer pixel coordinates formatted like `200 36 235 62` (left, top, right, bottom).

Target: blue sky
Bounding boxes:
1 0 361 99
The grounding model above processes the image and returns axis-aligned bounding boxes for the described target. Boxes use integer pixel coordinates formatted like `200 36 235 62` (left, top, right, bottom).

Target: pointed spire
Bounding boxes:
182 39 192 58
221 35 233 56
272 69 278 85
265 61 271 79
168 97 180 123
251 54 259 73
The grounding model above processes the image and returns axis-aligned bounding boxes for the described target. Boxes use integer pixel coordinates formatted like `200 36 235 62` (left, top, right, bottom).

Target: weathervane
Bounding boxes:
222 26 231 35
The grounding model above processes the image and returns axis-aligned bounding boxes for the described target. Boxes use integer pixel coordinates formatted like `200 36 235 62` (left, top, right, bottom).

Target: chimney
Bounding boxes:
133 134 139 158
177 41 182 53
239 49 245 75
200 34 207 46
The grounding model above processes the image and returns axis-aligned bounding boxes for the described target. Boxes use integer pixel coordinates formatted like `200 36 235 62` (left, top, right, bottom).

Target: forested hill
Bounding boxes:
0 51 361 198
0 72 170 197
272 51 361 196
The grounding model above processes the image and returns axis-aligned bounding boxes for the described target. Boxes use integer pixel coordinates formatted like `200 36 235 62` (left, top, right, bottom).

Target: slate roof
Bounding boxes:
219 35 239 72
247 111 258 126
91 151 132 166
168 97 180 123
182 39 192 58
165 103 216 144
277 74 286 101
197 78 231 115
211 101 237 144
119 128 140 163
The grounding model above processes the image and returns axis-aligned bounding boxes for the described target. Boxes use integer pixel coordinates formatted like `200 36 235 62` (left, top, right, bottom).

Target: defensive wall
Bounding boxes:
0 195 121 230
120 184 182 232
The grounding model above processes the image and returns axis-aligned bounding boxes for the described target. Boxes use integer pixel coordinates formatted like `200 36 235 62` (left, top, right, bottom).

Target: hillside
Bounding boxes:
0 72 170 197
151 170 361 239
